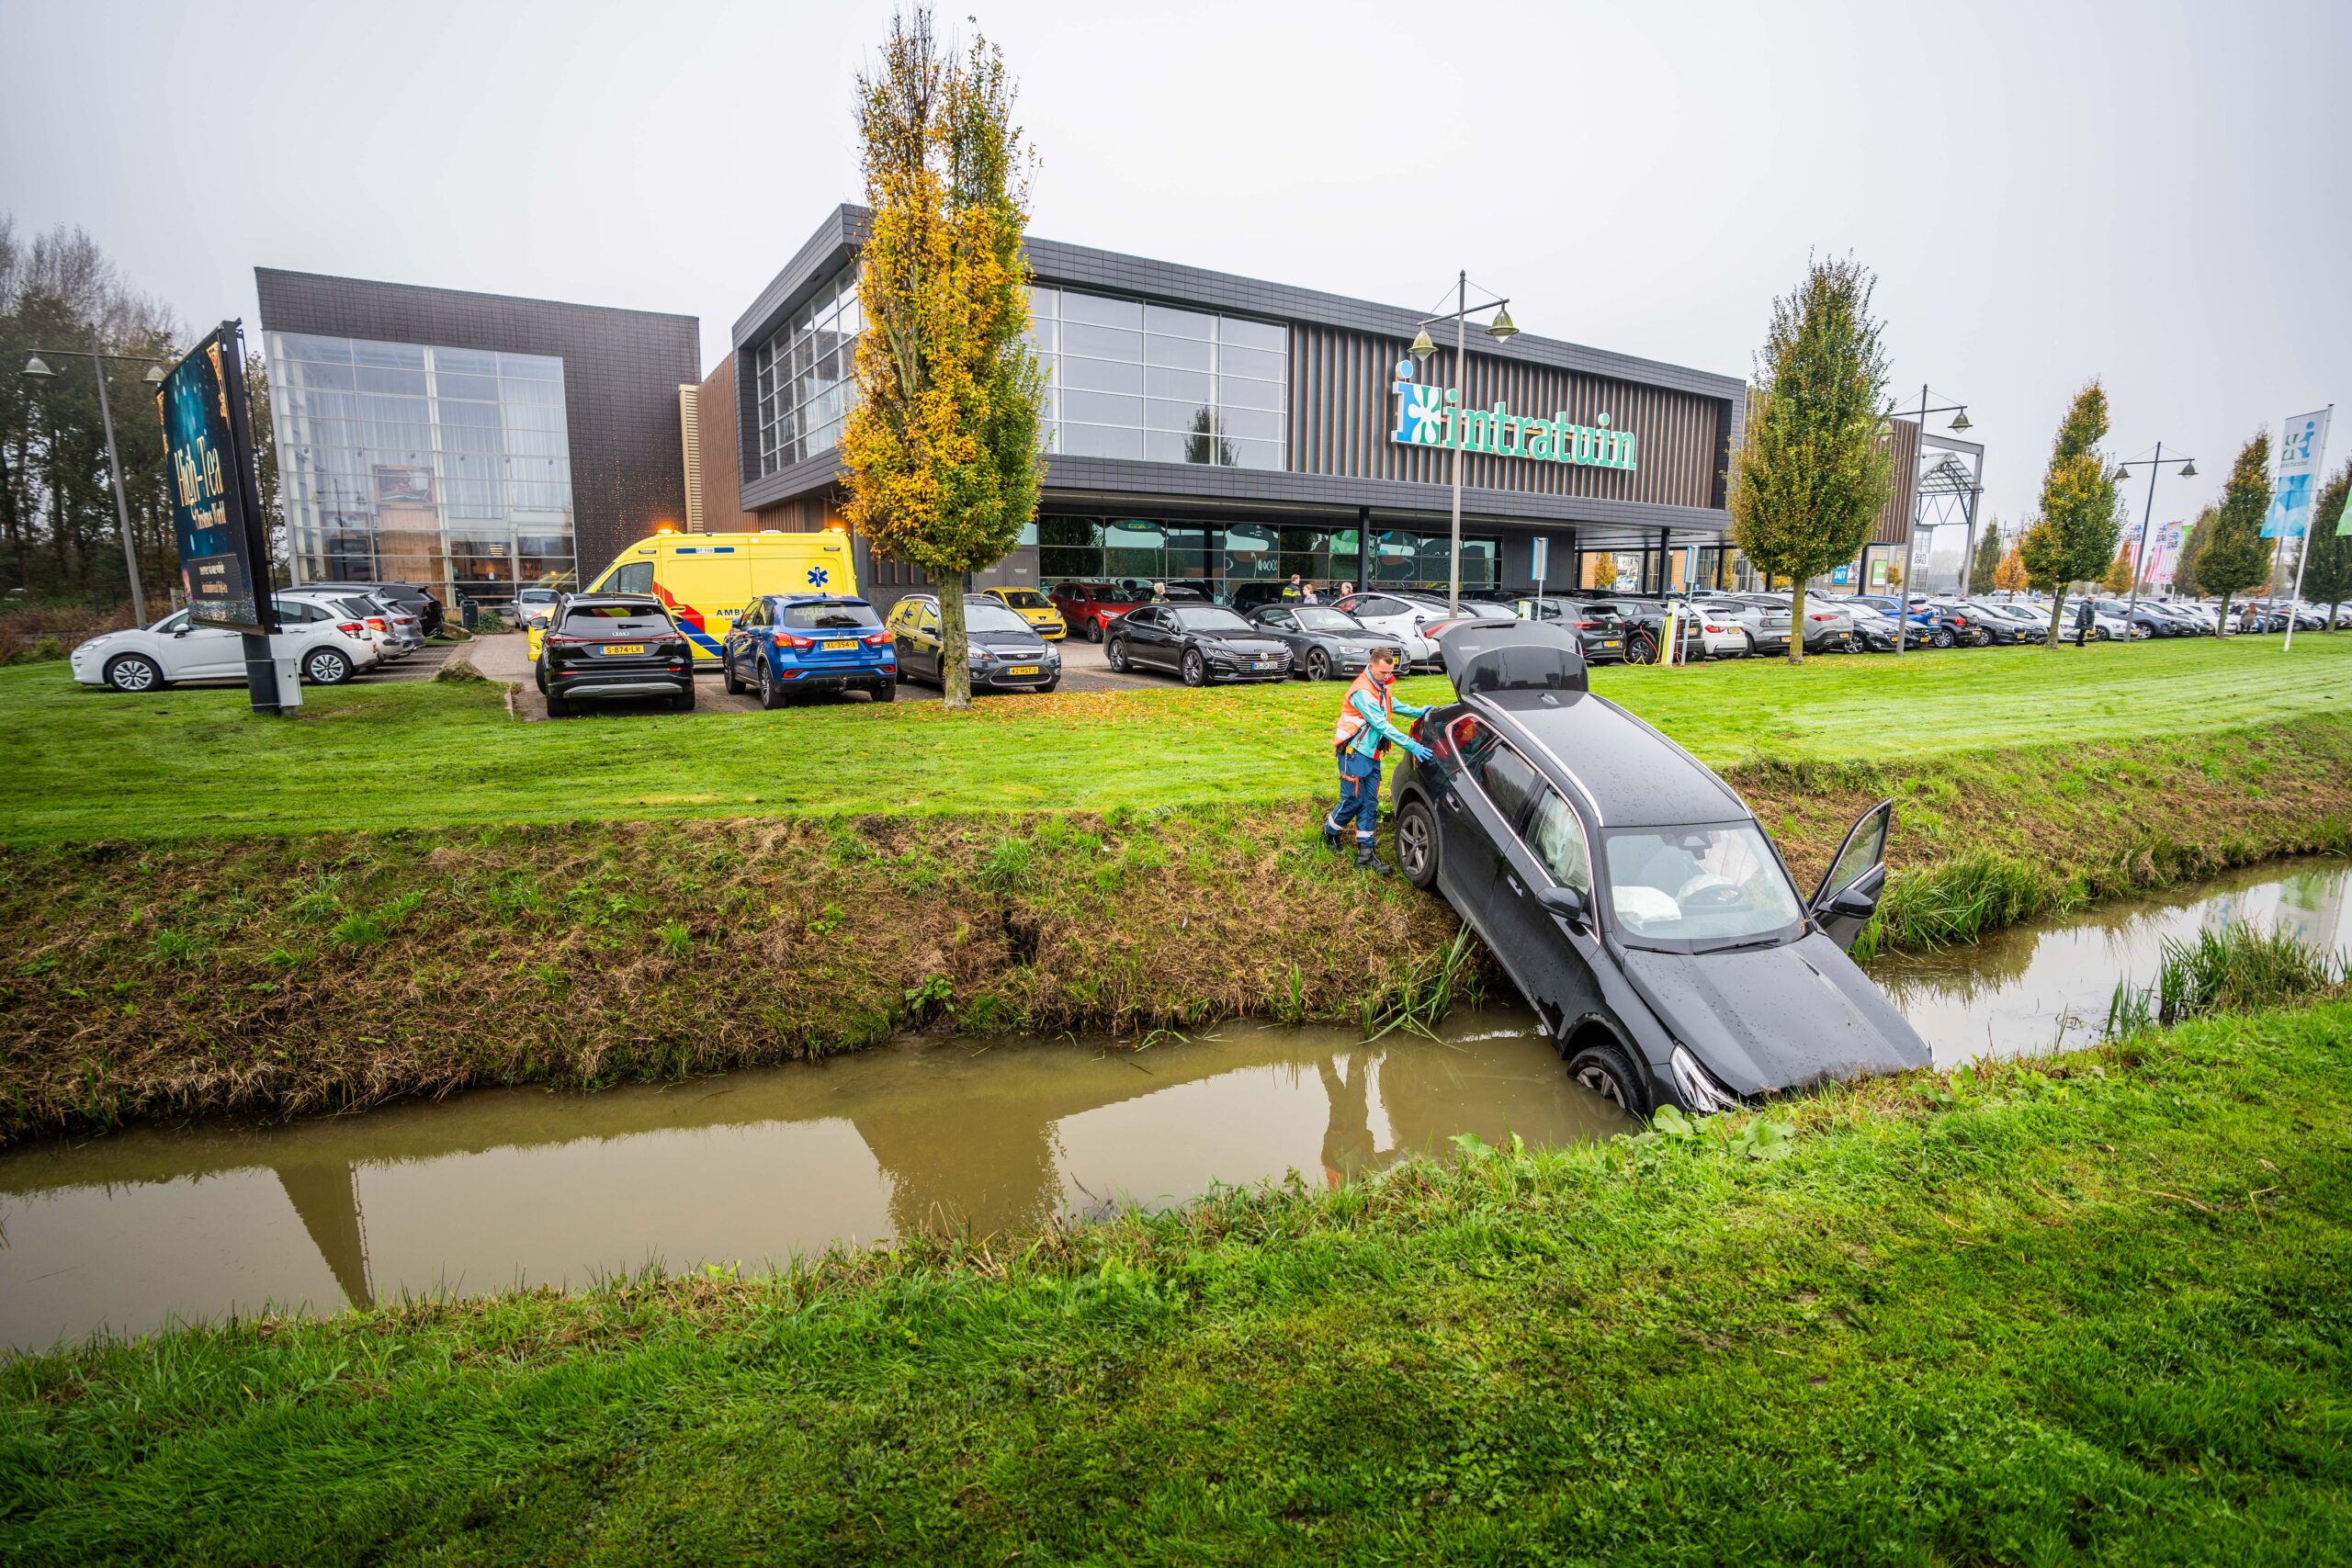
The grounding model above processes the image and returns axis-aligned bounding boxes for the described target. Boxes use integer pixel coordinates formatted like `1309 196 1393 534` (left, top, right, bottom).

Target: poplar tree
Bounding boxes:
2292 461 2352 628
1967 525 2002 593
841 7 1046 709
2026 381 2123 646
2196 434 2278 633
2172 504 2215 597
1726 254 1894 663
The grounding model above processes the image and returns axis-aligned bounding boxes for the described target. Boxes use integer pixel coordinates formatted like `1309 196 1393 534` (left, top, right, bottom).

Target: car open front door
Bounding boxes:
1811 799 1894 950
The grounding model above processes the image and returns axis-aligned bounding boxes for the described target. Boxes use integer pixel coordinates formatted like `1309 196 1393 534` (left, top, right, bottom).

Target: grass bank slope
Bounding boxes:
5 1006 2346 1564
7 635 2352 840
6 717 2350 1144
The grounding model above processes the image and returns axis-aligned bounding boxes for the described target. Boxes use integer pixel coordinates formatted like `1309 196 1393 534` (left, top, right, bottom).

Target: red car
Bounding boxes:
1049 581 1147 643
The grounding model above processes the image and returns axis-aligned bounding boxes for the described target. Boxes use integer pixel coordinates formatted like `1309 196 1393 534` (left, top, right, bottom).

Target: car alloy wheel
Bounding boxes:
759 660 787 711
1182 649 1206 686
1566 1043 1651 1118
105 654 162 693
1933 628 1954 649
1306 648 1332 681
722 652 746 694
1973 628 1993 647
1627 631 1659 665
1106 637 1130 672
1396 798 1440 890
1740 631 1757 659
1085 619 1104 644
303 649 351 684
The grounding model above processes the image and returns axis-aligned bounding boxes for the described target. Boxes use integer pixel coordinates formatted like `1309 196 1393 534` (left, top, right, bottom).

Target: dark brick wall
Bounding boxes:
254 269 700 583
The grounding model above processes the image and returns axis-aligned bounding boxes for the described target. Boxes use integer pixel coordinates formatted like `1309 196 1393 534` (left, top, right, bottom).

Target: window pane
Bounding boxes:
1221 317 1285 353
1226 437 1283 469
1216 376 1284 411
435 346 499 375
435 372 500 401
1145 398 1214 433
1062 291 1142 329
1528 791 1591 893
278 333 352 362
1065 322 1143 361
1215 406 1283 442
1144 333 1214 371
1144 304 1215 339
1062 356 1143 394
1065 390 1143 427
1145 366 1213 402
1219 344 1284 380
1062 423 1143 459
354 340 427 369
1029 286 1060 320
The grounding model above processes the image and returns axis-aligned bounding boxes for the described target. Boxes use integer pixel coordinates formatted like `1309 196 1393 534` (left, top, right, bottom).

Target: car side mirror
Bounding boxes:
1536 884 1589 920
172 626 190 637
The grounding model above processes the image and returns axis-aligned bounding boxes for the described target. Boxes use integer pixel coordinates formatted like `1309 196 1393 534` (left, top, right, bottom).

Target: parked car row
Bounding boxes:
68 583 434 693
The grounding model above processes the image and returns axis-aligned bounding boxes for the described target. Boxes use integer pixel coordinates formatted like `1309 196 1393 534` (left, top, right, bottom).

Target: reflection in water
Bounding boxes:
0 1013 1624 1349
10 859 2342 1350
1871 857 2350 1066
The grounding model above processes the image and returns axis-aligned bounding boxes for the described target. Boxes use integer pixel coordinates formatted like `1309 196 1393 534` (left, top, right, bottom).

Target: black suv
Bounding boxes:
536 594 695 717
301 581 444 636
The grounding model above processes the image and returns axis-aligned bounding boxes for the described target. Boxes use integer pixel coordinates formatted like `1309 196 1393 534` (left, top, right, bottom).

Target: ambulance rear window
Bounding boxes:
781 603 881 630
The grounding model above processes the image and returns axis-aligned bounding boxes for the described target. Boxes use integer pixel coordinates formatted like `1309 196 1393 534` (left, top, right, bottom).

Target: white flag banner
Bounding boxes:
2264 408 2333 538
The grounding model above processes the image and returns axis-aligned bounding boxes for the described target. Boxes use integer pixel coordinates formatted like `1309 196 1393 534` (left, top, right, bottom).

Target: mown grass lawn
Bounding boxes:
6 635 2352 840
4 1004 2346 1564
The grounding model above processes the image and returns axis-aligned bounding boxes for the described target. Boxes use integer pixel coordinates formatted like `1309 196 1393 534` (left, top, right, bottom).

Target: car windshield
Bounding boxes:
781 603 881 629
1602 824 1805 948
1291 607 1360 631
561 604 668 630
1173 607 1253 632
997 590 1050 609
966 604 1033 634
518 590 558 604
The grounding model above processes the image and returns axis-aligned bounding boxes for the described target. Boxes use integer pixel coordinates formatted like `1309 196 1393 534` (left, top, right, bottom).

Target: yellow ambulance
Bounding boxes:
581 530 859 663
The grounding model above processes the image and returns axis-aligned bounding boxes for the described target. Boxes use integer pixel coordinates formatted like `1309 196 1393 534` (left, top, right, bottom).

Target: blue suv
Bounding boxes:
721 594 898 708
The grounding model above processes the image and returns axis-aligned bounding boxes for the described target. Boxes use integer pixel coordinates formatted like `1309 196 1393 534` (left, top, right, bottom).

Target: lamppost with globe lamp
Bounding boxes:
1407 273 1520 613
22 343 169 626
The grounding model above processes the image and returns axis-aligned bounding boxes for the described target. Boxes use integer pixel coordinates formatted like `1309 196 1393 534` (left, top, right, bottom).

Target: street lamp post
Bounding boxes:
1884 385 1971 654
2112 445 2199 642
23 342 168 626
1408 272 1519 613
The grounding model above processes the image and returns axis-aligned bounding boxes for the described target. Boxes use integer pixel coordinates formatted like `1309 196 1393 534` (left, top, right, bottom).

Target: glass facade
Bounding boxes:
1036 519 1496 599
752 264 861 476
1027 289 1286 468
748 271 1289 476
266 332 573 599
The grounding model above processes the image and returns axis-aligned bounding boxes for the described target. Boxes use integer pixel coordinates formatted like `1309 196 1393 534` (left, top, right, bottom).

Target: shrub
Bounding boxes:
2159 921 2344 1020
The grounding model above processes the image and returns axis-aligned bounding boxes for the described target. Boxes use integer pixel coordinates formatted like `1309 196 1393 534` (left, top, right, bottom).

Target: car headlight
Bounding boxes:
1668 1045 1741 1115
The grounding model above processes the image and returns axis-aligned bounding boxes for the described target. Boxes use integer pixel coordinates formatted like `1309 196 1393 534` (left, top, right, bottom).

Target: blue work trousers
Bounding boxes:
1329 750 1384 840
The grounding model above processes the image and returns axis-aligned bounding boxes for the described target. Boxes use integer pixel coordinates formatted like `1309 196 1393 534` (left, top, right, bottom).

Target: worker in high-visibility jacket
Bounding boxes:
1322 646 1432 874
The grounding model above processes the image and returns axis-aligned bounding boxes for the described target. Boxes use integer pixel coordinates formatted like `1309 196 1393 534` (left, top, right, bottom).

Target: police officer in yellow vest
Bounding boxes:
1323 646 1433 874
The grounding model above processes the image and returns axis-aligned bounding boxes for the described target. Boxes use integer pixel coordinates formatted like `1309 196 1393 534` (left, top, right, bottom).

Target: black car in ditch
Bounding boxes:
1107 603 1293 684
1244 603 1405 681
536 593 695 717
1389 620 1928 1116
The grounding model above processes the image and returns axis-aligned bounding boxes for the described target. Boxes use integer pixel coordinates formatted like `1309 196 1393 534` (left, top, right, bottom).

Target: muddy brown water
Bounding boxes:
5 858 2344 1350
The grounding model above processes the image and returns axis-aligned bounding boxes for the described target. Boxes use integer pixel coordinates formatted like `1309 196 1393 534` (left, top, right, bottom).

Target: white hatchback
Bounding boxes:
1324 591 1448 670
68 603 383 693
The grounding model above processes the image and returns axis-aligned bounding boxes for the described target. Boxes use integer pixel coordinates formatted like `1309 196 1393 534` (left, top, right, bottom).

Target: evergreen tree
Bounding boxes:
2296 462 2352 629
2028 381 2124 646
840 6 1046 710
1726 254 1894 663
1967 524 2002 594
2197 434 2278 633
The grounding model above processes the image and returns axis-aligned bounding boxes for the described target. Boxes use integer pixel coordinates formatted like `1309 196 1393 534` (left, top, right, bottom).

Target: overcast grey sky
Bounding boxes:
4 0 2346 530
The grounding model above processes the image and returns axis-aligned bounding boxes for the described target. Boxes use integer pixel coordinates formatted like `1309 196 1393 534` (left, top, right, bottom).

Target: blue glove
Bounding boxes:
1407 739 1435 762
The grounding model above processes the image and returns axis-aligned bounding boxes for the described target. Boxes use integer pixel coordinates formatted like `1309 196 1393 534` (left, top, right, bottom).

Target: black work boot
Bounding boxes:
1354 842 1396 876
1322 816 1345 852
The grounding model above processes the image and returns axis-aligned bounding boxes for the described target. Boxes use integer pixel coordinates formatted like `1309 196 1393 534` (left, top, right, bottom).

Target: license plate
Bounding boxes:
600 644 645 656
1600 638 1620 649
1007 665 1040 676
1253 660 1279 670
822 639 856 650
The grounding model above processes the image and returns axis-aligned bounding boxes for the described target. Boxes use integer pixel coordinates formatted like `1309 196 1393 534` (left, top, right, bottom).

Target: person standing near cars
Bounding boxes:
2075 596 2094 646
1282 573 1305 602
1324 646 1433 874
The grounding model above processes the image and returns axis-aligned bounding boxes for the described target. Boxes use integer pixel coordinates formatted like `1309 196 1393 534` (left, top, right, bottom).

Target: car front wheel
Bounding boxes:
1626 630 1659 665
1932 628 1954 649
1396 797 1440 890
1181 649 1206 686
1106 637 1130 672
1085 618 1104 644
1306 648 1332 681
105 653 164 693
302 648 353 685
1567 1042 1652 1118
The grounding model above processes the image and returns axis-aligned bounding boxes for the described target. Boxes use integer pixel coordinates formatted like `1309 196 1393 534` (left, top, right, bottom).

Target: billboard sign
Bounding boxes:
2262 407 2333 539
158 322 275 635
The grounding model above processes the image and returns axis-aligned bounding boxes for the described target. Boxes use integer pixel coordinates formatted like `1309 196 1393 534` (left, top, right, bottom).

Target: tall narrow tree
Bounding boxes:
1726 254 1894 663
2172 504 2215 598
1967 523 2003 594
841 7 1046 709
2292 460 2352 629
2026 381 2124 646
2196 434 2278 634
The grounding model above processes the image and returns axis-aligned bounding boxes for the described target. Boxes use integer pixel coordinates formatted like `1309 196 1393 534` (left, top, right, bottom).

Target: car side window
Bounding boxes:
1473 742 1543 829
610 561 654 594
917 605 938 633
1524 788 1592 894
1261 608 1293 628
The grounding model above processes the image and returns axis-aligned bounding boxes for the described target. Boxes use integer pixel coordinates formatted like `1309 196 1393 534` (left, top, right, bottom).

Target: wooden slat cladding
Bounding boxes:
1868 417 1922 545
1288 324 1731 509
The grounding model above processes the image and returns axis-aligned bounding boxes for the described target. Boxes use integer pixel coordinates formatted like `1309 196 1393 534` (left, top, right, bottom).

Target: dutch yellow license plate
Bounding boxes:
1600 638 1621 649
601 644 645 656
823 639 856 650
1007 665 1041 676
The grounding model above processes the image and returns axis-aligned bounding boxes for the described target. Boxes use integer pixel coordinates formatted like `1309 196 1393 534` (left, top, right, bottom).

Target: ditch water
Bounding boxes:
4 857 2346 1350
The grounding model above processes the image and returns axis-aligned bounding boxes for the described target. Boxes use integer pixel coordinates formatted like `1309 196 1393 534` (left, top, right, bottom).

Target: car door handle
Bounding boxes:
1505 872 1525 897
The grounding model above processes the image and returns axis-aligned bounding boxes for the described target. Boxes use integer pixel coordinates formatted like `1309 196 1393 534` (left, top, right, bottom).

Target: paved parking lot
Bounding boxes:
465 630 1170 721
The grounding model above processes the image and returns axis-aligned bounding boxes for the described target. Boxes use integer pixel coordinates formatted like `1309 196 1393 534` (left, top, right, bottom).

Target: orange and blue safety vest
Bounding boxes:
1333 671 1427 760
